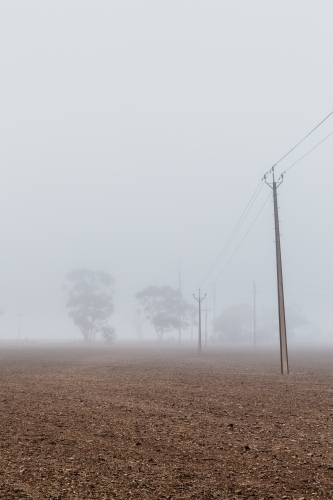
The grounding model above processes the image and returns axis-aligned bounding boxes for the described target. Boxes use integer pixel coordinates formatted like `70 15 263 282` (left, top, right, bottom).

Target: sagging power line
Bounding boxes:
200 112 333 291
206 192 271 292
195 111 333 373
200 180 264 288
263 110 333 177
279 129 333 177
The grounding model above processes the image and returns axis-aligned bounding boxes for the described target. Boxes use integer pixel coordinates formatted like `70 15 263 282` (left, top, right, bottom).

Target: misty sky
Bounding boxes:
1 1 333 341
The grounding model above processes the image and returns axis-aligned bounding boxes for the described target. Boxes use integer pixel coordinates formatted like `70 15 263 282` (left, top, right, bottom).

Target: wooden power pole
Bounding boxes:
193 289 206 356
253 281 256 349
213 281 216 343
178 260 181 345
264 167 289 374
202 306 211 348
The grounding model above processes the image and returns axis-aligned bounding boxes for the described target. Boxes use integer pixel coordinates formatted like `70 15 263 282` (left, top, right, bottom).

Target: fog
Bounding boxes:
1 1 333 344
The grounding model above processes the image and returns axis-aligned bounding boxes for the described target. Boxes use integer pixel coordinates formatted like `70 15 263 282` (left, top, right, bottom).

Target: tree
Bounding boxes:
215 303 253 343
135 285 192 341
188 304 198 342
257 303 308 341
286 303 308 336
215 302 309 344
64 269 115 342
128 309 145 339
100 325 116 344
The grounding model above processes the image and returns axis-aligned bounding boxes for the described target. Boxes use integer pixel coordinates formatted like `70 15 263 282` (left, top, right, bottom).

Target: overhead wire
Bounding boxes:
263 110 333 176
279 129 333 177
199 179 264 287
199 110 333 293
206 192 272 293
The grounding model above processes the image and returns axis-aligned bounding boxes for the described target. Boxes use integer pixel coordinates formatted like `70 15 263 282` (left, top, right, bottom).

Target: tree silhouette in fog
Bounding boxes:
215 303 253 343
64 269 115 342
215 302 308 343
128 309 145 339
135 285 192 341
100 324 116 344
257 303 308 341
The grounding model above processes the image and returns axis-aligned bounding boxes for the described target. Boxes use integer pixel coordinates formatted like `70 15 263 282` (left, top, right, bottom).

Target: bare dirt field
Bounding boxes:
0 344 332 499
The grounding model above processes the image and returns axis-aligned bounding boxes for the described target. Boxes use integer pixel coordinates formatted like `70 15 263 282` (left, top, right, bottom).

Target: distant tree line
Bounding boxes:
64 269 196 343
215 303 308 343
63 268 309 344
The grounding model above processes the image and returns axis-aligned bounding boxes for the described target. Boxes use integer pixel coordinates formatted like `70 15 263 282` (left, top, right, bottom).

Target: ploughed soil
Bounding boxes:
0 344 332 499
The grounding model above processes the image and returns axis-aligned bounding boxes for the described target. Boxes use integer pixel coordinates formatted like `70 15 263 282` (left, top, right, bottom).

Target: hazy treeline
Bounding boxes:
60 268 317 344
62 268 196 343
215 303 312 343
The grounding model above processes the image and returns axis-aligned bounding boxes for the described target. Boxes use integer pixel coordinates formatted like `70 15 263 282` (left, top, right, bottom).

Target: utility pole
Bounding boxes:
193 289 206 356
18 314 22 342
202 306 211 348
264 167 289 374
253 281 256 349
178 260 181 345
213 281 216 343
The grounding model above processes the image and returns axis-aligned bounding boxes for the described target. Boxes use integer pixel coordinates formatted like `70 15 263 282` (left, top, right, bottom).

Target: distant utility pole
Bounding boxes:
191 311 195 342
193 289 206 356
178 260 181 345
253 281 256 349
18 314 22 342
264 166 289 374
202 306 211 348
213 281 216 343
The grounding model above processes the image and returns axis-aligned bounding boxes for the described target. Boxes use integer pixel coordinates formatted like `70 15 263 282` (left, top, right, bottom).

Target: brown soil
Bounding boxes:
0 344 332 499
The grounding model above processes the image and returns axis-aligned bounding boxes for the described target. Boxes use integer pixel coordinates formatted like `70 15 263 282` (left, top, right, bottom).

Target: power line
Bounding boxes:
263 110 333 176
280 129 333 176
200 111 333 290
208 192 271 291
199 180 264 287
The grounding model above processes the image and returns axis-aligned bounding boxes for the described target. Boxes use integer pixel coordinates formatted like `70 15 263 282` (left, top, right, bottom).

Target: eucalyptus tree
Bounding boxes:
135 285 192 341
64 268 115 342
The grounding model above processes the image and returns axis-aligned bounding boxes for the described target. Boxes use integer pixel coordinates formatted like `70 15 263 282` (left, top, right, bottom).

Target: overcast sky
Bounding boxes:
1 1 333 341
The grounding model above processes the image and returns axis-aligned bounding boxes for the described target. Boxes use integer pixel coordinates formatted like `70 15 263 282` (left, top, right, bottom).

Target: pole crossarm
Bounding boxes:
264 167 284 188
